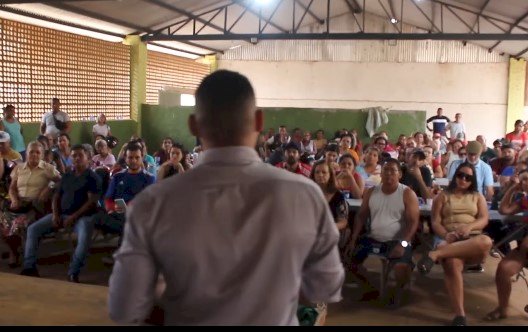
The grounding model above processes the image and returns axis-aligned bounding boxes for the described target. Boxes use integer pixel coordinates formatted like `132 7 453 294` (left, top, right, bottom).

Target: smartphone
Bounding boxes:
114 198 126 211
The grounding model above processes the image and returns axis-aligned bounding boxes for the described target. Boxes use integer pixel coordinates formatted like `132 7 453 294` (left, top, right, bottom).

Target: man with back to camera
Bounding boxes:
108 70 345 325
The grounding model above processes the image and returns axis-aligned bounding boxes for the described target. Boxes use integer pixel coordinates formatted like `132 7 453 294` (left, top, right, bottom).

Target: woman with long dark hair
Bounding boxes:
310 160 348 231
417 162 492 326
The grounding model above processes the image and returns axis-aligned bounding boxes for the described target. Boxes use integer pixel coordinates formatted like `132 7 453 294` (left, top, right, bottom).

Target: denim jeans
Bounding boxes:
23 213 95 276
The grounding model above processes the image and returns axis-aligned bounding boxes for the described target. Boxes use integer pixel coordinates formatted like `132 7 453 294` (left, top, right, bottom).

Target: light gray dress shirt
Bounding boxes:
108 146 344 326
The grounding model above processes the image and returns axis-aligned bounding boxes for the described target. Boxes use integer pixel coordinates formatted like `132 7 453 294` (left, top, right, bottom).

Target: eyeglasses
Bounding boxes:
456 172 472 181
459 153 467 157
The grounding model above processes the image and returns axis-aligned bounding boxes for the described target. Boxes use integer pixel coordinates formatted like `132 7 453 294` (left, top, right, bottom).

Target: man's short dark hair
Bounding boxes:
71 144 87 153
382 158 402 172
52 97 60 103
195 70 256 145
125 142 143 156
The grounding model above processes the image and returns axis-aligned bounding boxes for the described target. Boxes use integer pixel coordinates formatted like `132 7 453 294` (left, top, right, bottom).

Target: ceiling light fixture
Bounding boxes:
390 18 398 24
255 0 272 5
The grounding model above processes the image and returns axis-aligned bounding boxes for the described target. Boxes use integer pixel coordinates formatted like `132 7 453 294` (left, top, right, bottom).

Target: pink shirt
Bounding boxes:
92 153 116 168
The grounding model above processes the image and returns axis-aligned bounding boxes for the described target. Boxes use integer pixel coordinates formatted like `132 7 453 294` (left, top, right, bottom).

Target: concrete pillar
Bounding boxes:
506 57 526 132
124 35 147 124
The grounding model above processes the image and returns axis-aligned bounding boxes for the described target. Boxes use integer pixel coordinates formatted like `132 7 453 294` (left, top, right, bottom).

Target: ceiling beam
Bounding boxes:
0 4 124 37
378 0 401 33
46 2 149 33
142 0 225 33
429 0 528 33
232 0 288 33
45 1 223 54
1 0 112 3
143 32 528 42
148 42 212 57
514 45 528 58
344 0 362 32
294 0 324 25
489 9 528 52
469 0 490 32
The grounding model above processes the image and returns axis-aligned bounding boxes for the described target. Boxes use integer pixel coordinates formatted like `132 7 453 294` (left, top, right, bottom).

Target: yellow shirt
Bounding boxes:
11 160 60 199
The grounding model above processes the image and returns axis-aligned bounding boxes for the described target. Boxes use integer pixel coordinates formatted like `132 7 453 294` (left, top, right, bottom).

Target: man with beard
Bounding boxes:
447 140 494 201
275 141 312 177
99 143 155 239
490 143 517 181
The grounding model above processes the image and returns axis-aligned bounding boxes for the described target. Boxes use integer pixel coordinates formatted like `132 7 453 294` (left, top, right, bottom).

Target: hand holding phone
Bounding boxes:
114 198 126 214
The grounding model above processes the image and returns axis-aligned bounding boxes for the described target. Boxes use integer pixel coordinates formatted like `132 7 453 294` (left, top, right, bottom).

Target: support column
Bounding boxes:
201 54 218 72
124 35 147 126
506 57 526 132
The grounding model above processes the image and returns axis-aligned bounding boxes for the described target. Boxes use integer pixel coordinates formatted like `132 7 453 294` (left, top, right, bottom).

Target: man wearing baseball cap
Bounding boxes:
0 131 22 163
447 140 494 201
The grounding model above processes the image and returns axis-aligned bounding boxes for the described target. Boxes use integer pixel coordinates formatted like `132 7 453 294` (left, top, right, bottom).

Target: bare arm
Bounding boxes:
350 187 373 245
430 192 449 239
401 188 419 242
63 121 72 134
40 122 46 135
499 183 522 215
484 185 494 201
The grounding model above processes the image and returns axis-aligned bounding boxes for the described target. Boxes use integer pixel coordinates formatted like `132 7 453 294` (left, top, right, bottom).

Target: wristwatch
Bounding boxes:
399 240 411 248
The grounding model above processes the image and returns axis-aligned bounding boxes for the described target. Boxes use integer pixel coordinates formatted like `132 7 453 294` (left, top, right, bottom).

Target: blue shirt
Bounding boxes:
105 170 155 203
447 159 493 195
59 169 101 216
2 119 25 152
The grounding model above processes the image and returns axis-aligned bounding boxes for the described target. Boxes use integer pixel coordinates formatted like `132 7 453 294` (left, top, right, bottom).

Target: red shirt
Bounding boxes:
505 132 528 150
275 162 312 177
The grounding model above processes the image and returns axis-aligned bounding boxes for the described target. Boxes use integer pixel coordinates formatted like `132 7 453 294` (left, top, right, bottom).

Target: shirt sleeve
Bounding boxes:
108 195 158 324
89 171 102 195
483 164 494 187
301 192 345 303
105 174 118 200
422 167 433 187
41 113 47 124
10 166 18 182
447 160 459 180
62 112 70 122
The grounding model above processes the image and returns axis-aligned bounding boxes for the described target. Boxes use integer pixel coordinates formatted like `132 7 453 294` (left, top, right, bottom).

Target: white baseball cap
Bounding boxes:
0 131 11 143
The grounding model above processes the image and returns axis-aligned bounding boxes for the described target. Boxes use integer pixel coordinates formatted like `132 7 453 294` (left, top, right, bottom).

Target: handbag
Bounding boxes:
53 114 67 131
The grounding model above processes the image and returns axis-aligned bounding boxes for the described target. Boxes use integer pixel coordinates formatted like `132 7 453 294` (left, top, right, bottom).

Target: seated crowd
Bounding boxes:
0 110 527 326
259 122 528 325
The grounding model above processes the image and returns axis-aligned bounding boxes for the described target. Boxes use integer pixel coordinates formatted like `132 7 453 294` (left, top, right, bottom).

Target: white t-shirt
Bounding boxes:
93 124 111 137
41 111 70 138
449 122 466 140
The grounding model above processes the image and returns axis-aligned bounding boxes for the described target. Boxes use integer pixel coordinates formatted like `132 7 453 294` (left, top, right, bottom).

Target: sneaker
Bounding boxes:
20 268 40 278
490 249 501 258
465 264 484 273
451 315 467 326
68 274 80 283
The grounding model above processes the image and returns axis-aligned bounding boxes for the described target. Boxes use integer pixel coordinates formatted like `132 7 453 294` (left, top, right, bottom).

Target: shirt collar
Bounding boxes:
22 160 46 170
196 146 261 166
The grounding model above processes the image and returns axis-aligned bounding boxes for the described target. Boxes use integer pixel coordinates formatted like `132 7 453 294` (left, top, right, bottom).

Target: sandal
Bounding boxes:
451 315 467 326
484 309 507 321
417 254 435 275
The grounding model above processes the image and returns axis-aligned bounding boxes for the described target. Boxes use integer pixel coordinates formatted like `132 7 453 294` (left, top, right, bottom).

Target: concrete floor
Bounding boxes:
1 238 527 326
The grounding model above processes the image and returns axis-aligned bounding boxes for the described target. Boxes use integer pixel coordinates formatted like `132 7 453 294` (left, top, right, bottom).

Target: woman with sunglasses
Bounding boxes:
417 162 492 326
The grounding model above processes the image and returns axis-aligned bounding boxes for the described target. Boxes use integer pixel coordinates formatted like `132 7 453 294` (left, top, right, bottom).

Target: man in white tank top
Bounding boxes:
347 158 420 304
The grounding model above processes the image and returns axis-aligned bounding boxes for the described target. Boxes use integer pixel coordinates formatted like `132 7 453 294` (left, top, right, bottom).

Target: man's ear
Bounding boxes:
188 114 199 137
255 109 264 132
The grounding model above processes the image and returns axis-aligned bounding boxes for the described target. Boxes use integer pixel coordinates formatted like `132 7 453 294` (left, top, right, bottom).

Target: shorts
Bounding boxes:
350 236 414 268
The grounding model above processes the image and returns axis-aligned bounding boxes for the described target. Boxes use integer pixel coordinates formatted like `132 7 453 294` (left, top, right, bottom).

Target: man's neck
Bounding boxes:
74 166 87 175
128 168 142 174
285 162 299 172
381 183 399 194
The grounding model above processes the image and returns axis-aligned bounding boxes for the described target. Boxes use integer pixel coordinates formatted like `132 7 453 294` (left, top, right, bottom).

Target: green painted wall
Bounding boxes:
140 105 426 153
20 120 137 149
